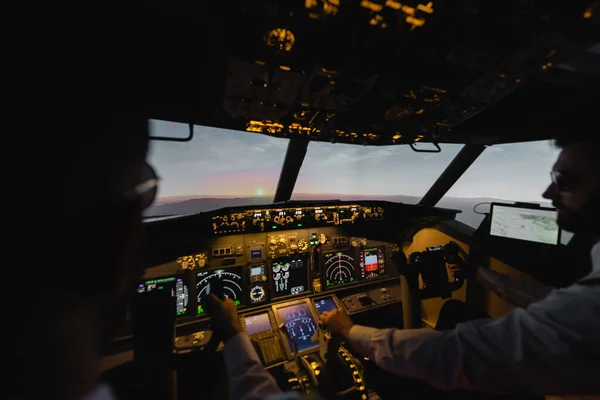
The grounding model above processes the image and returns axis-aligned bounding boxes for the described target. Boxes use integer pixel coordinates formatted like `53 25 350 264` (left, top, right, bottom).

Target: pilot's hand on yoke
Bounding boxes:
320 309 354 341
207 293 243 343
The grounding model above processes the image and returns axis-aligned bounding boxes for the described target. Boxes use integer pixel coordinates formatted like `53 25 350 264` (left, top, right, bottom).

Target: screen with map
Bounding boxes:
489 203 560 245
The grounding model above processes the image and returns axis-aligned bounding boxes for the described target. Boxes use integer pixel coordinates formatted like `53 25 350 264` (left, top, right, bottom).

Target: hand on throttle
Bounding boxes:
319 309 354 341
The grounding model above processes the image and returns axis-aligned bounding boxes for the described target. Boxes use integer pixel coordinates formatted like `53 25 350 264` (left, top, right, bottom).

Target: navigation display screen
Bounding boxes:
271 255 309 298
323 250 356 287
490 204 560 245
276 302 318 353
244 313 272 335
137 275 190 317
313 297 338 315
196 267 244 314
359 247 386 280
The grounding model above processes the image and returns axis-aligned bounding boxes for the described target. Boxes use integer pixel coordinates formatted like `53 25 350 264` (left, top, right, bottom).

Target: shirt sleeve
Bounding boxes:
347 283 600 395
476 268 554 307
222 333 283 400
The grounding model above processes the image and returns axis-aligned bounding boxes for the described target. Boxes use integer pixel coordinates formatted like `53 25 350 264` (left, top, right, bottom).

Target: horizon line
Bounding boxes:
154 193 534 204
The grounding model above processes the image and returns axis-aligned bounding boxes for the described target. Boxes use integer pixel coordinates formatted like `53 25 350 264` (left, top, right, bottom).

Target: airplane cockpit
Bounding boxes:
102 2 598 399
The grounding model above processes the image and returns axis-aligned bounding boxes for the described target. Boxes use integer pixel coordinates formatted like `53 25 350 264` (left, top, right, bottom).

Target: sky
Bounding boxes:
148 119 560 203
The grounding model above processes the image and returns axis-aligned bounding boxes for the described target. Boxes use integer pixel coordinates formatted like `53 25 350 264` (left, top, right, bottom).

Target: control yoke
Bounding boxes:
409 241 469 299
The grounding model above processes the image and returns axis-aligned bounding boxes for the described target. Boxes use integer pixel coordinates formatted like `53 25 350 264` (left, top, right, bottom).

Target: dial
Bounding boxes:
297 239 308 251
324 251 356 287
196 268 243 312
249 284 266 304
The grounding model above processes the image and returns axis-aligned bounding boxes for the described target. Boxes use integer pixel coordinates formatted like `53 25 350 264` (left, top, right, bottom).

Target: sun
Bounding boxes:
256 188 265 196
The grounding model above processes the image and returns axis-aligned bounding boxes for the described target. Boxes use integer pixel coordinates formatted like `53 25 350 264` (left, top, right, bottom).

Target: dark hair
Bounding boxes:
553 133 600 148
552 131 600 166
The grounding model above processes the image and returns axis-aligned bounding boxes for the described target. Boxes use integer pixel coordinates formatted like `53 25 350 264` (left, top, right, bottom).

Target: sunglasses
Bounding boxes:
127 162 160 209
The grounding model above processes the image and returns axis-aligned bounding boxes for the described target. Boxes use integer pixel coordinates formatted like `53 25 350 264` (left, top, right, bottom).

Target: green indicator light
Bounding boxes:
272 226 277 229
235 300 241 306
166 277 175 282
350 277 354 281
297 223 303 227
158 286 164 290
198 306 205 314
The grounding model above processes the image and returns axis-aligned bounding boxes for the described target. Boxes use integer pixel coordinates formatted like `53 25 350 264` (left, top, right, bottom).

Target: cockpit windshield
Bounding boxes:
291 141 463 203
145 120 289 218
145 120 465 218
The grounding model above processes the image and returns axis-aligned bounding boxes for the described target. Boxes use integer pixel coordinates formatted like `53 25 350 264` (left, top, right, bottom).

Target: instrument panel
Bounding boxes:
238 295 345 365
212 204 384 235
140 225 398 321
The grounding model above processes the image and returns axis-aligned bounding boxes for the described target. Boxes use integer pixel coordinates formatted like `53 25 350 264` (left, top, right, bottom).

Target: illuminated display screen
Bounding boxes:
137 275 189 317
250 265 265 280
323 250 356 287
271 255 309 298
244 313 272 335
276 302 318 353
360 247 385 280
490 204 560 245
196 267 243 314
313 297 338 315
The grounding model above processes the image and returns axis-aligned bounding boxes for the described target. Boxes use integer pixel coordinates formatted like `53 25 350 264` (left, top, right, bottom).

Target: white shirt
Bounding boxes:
80 385 117 400
475 268 554 307
347 242 600 395
222 333 323 400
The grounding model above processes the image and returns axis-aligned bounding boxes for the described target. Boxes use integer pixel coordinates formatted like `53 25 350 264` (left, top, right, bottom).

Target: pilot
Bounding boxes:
320 133 600 395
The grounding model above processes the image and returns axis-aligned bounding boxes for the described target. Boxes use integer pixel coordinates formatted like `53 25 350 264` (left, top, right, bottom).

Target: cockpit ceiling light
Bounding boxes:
363 1 433 29
386 0 401 10
305 0 340 17
279 65 291 71
265 28 295 52
415 135 424 142
417 2 434 14
406 16 425 27
583 8 592 18
361 0 383 12
392 134 402 140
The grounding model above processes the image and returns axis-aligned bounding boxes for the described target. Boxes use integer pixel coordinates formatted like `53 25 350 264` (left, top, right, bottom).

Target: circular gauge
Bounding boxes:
298 239 308 251
273 272 281 281
196 269 243 305
324 252 355 286
264 28 295 52
249 284 266 303
272 264 281 273
283 271 290 279
282 262 290 271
